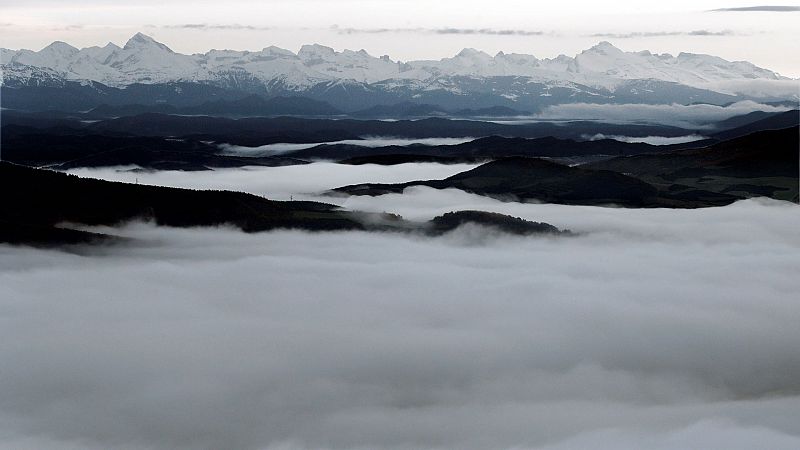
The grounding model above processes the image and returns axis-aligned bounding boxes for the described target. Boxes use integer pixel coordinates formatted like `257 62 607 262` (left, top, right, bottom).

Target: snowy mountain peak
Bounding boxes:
456 48 491 59
124 33 173 52
261 46 295 56
586 41 623 55
298 44 336 59
1 34 794 99
41 41 79 56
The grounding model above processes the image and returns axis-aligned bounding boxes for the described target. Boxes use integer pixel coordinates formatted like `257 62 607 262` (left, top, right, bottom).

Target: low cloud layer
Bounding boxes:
583 134 708 145
68 162 478 202
218 137 477 157
1 189 799 449
536 100 791 128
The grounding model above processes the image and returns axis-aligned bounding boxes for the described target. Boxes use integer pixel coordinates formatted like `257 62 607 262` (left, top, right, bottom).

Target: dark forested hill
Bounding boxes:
1 163 567 245
0 162 364 245
588 126 799 202
335 127 798 207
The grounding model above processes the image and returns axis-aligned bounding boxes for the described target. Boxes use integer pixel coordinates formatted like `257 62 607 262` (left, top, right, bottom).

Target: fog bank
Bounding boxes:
536 100 791 128
1 195 799 449
219 137 476 156
67 162 479 202
584 134 708 145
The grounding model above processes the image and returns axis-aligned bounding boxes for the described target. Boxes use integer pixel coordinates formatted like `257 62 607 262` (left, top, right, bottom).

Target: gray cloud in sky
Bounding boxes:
48 24 86 31
435 27 544 36
153 24 546 36
160 23 272 31
711 5 800 12
590 29 739 38
148 24 744 42
333 25 545 36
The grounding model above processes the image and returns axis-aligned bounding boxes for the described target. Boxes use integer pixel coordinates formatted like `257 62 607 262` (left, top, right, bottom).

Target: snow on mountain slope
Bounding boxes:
1 33 795 99
0 62 67 87
99 33 206 84
297 44 402 83
571 42 786 90
15 41 79 71
4 33 204 86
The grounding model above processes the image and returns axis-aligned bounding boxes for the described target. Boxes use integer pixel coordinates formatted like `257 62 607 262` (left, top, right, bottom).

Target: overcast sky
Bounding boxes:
1 0 799 76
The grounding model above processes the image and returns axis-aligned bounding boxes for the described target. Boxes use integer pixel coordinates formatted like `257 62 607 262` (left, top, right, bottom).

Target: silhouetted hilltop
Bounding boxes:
0 162 363 245
1 128 310 170
588 126 799 201
429 211 566 236
335 156 718 207
334 127 799 207
1 163 569 245
711 110 799 141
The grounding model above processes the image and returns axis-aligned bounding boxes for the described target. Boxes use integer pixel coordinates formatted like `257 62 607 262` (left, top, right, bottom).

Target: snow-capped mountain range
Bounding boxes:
2 33 797 113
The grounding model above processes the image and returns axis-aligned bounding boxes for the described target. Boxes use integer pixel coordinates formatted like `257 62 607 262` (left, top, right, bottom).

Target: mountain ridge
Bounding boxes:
3 33 797 108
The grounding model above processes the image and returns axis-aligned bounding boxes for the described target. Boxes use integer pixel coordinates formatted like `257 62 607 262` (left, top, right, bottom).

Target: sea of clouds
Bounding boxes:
3 164 799 449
